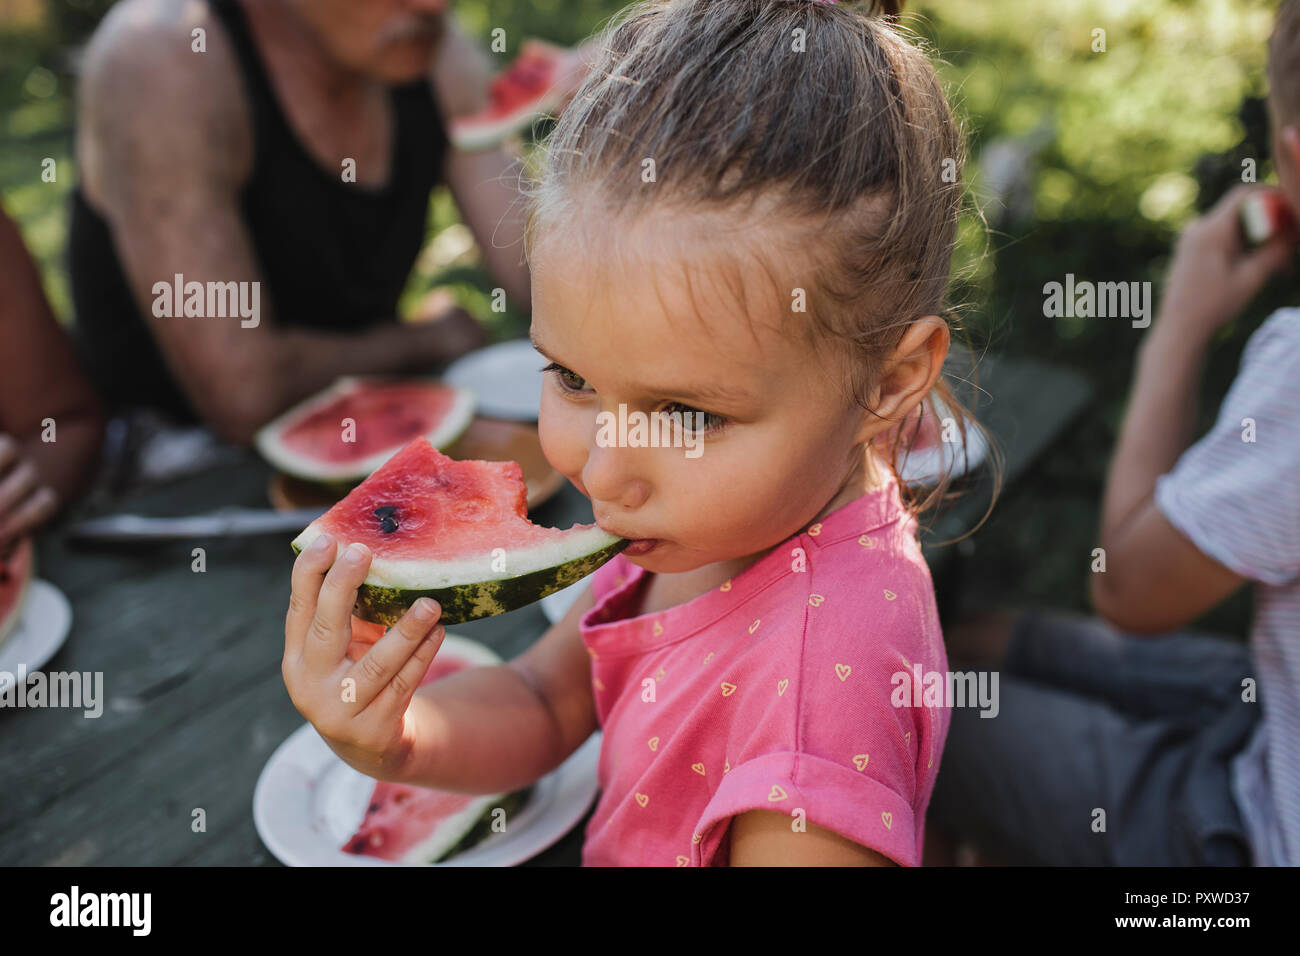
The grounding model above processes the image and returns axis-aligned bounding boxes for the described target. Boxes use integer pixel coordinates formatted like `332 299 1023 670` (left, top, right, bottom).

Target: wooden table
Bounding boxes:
0 355 1091 866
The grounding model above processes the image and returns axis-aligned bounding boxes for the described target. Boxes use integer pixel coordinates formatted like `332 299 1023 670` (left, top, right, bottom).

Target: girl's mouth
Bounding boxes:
623 539 659 556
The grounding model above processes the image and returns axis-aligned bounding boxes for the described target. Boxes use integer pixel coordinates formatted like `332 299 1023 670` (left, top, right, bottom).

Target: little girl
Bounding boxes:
283 0 976 866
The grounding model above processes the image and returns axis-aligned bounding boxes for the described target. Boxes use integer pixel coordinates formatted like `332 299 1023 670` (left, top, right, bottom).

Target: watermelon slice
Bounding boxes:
0 538 33 649
255 377 476 485
291 437 627 625
340 645 532 864
1240 190 1296 247
450 41 570 151
344 780 532 864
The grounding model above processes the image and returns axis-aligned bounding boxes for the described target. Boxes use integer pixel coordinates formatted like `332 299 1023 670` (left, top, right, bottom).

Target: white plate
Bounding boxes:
254 634 601 867
540 579 589 626
0 580 73 676
896 398 990 487
442 340 546 421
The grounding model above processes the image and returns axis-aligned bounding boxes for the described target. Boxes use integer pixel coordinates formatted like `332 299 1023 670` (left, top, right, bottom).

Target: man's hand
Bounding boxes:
1154 184 1293 346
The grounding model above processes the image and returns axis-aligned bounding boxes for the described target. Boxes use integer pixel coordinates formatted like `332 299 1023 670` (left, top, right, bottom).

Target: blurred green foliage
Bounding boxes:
1 0 1285 635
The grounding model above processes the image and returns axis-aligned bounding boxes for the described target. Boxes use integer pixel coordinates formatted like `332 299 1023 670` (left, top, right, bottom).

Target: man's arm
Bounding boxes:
0 206 104 540
1092 186 1289 633
78 3 484 445
429 16 532 310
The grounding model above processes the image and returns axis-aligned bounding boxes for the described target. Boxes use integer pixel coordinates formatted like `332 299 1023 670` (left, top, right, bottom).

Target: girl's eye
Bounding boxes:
541 362 590 392
662 402 728 435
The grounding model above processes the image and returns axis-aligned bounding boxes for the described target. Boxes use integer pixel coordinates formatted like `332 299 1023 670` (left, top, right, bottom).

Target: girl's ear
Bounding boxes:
855 315 950 443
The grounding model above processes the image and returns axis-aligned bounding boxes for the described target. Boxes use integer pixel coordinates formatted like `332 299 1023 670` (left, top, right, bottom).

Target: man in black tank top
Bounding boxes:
69 0 545 444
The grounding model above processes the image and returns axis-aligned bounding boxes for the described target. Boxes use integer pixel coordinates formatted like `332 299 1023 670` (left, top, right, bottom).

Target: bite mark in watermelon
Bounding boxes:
0 538 33 649
292 438 626 625
450 42 568 150
255 377 476 484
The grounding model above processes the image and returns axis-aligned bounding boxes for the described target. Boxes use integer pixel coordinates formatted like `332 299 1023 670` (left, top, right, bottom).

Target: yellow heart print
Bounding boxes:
852 754 870 772
691 763 706 776
881 811 892 830
635 792 649 808
648 736 660 752
835 663 851 682
676 855 689 866
777 678 789 696
748 619 761 634
808 593 825 607
767 785 788 802
721 682 737 697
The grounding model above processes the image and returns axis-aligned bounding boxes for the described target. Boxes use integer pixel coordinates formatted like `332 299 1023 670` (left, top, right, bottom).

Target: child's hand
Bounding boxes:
0 433 58 554
283 534 448 782
1156 184 1293 345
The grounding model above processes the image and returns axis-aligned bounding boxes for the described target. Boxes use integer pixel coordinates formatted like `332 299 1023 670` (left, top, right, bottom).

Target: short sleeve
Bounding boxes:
1154 309 1300 587
691 750 920 866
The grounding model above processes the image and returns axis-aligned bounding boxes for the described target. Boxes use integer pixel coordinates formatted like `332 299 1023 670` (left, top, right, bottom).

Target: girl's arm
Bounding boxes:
729 811 895 866
283 535 598 792
1093 185 1285 634
397 581 600 792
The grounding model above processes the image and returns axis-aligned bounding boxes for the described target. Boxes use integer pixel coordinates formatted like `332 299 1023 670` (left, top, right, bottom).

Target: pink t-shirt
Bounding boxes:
578 475 950 866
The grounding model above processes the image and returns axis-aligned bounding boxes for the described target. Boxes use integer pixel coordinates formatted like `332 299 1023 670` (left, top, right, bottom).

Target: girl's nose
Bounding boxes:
581 445 651 512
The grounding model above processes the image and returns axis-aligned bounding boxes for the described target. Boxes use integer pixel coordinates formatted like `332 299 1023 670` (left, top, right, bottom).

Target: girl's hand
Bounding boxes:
283 534 448 782
0 433 58 554
1155 184 1293 346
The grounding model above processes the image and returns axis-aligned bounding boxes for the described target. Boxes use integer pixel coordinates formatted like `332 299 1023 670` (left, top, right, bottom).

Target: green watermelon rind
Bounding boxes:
432 785 535 863
291 531 628 626
254 376 477 485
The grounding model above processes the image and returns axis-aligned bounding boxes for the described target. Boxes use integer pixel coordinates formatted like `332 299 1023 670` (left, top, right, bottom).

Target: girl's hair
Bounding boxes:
523 0 997 530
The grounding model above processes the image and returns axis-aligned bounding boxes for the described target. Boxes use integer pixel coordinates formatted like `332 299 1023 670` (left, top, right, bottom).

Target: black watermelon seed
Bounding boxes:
380 516 399 534
373 505 397 519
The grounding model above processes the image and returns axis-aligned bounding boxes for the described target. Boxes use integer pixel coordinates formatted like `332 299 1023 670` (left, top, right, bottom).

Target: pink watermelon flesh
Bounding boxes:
0 538 33 642
452 46 562 138
485 49 559 118
278 382 460 465
342 654 478 862
313 438 574 561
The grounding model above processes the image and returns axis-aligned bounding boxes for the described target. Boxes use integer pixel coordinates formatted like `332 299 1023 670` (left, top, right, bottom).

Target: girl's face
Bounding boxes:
530 210 877 575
